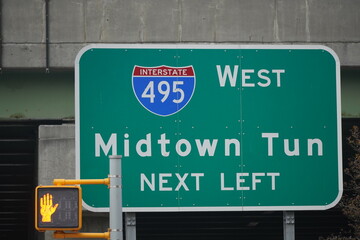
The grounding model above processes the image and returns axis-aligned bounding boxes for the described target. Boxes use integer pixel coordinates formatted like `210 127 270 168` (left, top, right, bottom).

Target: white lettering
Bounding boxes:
195 139 218 156
242 69 255 87
284 139 300 156
267 172 280 190
159 173 172 191
136 133 152 157
175 173 189 191
308 139 323 156
157 133 170 157
124 133 129 157
236 173 250 190
217 65 238 87
140 173 155 191
176 139 192 157
220 172 280 191
191 173 204 191
252 173 265 190
257 69 271 87
262 133 279 156
272 69 285 87
95 133 117 157
220 173 234 190
225 139 240 156
141 173 204 191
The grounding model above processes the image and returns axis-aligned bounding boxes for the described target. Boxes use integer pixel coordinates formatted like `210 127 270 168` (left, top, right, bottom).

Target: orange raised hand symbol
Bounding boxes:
40 193 59 222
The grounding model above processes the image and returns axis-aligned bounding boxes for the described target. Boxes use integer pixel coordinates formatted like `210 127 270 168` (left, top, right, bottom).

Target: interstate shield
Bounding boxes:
132 66 196 116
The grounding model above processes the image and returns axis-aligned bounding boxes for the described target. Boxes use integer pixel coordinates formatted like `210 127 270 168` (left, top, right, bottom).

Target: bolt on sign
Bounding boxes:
35 186 82 231
75 44 342 212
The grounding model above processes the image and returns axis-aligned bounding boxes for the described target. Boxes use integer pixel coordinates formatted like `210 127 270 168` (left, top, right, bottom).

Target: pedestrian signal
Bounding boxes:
35 186 82 231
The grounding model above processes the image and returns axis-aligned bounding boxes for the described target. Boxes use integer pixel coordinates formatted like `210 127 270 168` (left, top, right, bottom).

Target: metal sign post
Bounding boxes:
125 212 136 240
283 211 295 240
109 155 123 240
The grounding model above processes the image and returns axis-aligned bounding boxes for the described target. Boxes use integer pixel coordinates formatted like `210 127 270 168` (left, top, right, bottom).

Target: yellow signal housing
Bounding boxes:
35 185 82 231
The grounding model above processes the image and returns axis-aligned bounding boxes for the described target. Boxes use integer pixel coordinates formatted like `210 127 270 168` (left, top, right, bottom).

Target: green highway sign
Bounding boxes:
75 44 342 212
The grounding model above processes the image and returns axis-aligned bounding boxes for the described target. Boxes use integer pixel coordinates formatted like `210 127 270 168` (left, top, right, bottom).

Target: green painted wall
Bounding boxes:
341 69 360 118
0 69 358 120
0 71 74 119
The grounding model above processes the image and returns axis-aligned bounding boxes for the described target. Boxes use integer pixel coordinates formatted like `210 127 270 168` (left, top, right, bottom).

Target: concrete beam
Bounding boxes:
2 0 45 43
3 42 360 68
1 0 360 67
216 0 277 42
306 0 360 42
38 124 75 185
2 44 45 68
49 0 85 43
